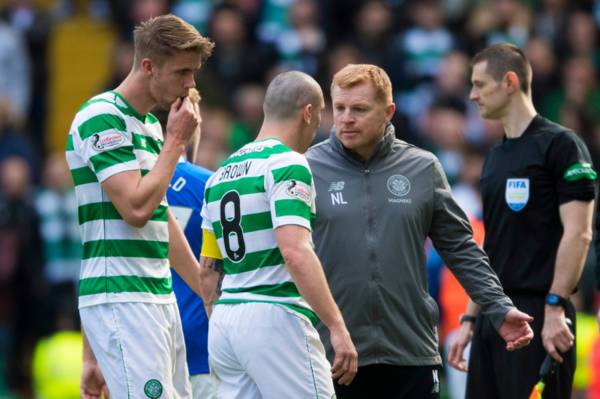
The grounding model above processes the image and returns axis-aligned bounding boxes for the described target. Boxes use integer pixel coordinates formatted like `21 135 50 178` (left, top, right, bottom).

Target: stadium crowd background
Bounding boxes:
0 0 599 397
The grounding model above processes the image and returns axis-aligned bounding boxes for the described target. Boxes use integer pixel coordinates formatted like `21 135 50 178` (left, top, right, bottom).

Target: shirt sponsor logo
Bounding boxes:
563 162 597 182
92 131 125 151
286 180 311 204
505 178 529 212
387 175 411 197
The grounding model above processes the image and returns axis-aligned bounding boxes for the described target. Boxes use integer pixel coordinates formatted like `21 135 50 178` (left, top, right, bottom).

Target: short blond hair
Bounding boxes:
331 64 393 103
133 14 214 67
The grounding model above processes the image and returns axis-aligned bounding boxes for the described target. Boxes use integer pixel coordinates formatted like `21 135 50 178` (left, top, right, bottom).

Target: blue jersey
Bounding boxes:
167 161 213 375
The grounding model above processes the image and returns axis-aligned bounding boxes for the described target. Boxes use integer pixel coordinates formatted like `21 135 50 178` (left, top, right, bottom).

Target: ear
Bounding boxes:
504 71 520 93
141 58 154 76
384 102 396 124
302 104 313 124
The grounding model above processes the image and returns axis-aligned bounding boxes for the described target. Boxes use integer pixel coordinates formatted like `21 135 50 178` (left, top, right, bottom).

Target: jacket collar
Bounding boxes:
330 123 396 165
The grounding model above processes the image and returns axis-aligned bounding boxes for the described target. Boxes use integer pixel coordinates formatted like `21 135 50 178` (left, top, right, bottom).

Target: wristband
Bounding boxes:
545 293 569 309
459 314 477 324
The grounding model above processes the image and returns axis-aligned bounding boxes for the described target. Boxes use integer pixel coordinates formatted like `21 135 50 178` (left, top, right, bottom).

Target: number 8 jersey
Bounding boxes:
201 138 318 325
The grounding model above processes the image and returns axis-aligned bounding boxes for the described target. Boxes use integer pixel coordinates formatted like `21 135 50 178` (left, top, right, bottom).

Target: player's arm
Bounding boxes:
275 225 358 385
199 228 224 317
81 331 109 399
102 98 198 227
167 209 205 298
543 199 594 362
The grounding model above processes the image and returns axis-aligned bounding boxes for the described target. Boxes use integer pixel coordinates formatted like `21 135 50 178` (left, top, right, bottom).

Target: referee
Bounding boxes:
448 43 597 398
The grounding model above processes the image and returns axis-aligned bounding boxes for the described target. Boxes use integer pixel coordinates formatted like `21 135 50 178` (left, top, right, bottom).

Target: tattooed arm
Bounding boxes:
199 256 223 317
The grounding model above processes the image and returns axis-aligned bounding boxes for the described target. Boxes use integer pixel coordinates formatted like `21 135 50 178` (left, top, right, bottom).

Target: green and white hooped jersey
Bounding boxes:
65 91 174 308
201 139 318 325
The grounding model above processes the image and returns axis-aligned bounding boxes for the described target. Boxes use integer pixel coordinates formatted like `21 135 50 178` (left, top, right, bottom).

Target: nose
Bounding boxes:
338 109 354 125
469 87 478 102
185 73 196 90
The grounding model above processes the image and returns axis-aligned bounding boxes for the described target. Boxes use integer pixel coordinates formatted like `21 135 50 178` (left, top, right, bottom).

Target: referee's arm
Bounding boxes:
543 200 594 362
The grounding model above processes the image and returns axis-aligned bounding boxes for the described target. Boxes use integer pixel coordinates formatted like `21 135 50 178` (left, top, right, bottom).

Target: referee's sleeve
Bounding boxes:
549 130 596 204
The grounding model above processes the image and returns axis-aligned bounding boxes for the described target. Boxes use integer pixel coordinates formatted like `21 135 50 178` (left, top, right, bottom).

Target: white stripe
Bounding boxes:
272 216 311 230
205 192 270 216
80 219 168 243
79 292 175 308
222 264 292 290
133 149 159 167
219 292 310 309
66 150 87 168
75 183 103 206
96 160 141 182
80 257 171 279
217 228 277 255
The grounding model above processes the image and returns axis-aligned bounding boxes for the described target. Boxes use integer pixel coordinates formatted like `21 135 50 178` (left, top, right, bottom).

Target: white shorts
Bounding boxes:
208 302 334 399
80 302 192 398
190 373 217 399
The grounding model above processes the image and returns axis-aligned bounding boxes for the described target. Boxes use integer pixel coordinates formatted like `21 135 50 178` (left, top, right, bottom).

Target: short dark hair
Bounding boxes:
471 43 531 94
133 14 214 67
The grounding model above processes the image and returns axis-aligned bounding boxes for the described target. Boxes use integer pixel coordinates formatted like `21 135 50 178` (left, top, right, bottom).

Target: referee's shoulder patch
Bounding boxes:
563 162 597 182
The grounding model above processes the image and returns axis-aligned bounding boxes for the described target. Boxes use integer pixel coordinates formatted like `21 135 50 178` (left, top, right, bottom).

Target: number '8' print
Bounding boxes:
220 191 246 262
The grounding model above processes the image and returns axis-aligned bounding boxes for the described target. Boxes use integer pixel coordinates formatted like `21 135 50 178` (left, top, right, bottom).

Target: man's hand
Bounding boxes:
542 306 574 362
166 97 200 146
499 308 534 351
448 322 474 372
329 324 358 386
81 360 109 399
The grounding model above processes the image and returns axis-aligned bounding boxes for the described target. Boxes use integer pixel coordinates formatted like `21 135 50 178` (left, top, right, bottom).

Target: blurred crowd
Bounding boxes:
0 0 599 397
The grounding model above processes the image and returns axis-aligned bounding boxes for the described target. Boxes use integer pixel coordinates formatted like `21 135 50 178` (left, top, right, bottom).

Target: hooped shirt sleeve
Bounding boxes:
73 103 140 182
548 130 597 204
264 151 316 231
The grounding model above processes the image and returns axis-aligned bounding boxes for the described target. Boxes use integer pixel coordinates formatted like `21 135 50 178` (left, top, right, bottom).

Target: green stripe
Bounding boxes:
272 164 312 186
215 299 318 326
220 144 291 167
71 166 98 186
206 176 265 203
212 211 272 239
78 113 126 140
146 113 159 124
224 248 283 274
78 203 167 224
83 239 168 259
66 135 74 151
71 166 149 186
89 146 136 173
79 275 172 296
132 133 162 154
223 281 300 297
275 199 311 220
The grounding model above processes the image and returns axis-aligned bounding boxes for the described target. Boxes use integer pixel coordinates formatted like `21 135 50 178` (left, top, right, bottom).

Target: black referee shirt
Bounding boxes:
480 115 596 295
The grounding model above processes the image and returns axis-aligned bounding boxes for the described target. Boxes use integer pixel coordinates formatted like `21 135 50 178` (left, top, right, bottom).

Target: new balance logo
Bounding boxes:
328 181 345 192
